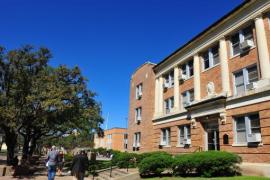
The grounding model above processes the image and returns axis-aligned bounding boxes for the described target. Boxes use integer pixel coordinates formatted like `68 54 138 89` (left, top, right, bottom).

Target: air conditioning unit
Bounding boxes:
137 143 140 147
160 141 166 146
246 82 257 90
183 102 190 107
132 143 136 147
138 91 142 98
240 40 253 50
163 82 169 89
183 139 191 145
247 133 261 143
179 74 187 81
137 116 141 121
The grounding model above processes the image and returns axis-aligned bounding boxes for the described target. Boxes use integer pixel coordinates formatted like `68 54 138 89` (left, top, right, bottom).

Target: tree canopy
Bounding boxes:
0 45 103 164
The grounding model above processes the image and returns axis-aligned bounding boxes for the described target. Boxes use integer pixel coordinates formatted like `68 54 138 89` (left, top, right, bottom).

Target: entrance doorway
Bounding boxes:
204 120 220 151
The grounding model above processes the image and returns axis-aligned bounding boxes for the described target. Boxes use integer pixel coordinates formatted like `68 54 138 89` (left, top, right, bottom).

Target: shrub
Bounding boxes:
138 153 173 177
173 151 242 177
137 151 170 163
112 152 138 168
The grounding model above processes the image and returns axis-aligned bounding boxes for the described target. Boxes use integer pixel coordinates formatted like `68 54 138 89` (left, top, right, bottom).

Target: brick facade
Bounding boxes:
127 0 270 163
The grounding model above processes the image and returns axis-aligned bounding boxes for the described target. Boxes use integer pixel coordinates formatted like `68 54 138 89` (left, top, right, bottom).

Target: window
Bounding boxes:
180 59 194 79
202 45 220 70
164 71 174 88
135 107 142 121
135 83 143 100
161 128 170 146
182 89 194 107
234 65 258 95
231 25 254 56
179 125 191 146
133 132 141 148
164 97 174 114
234 114 261 144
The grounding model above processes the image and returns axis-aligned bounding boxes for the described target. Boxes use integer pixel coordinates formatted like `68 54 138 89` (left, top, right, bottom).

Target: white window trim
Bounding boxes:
181 60 194 80
233 65 258 96
202 46 220 71
135 107 142 121
135 84 143 100
233 114 261 145
230 26 255 58
178 125 191 147
182 90 194 107
133 132 141 147
160 128 170 146
164 97 174 114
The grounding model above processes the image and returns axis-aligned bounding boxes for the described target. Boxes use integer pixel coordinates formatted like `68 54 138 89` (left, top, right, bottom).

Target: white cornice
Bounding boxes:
155 1 270 77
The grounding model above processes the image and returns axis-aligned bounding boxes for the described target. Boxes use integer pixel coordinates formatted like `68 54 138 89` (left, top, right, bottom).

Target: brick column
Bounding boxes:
255 15 270 79
219 37 231 96
174 66 180 112
194 54 201 101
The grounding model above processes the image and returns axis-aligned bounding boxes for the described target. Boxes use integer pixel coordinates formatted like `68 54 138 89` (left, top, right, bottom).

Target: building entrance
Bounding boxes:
204 120 220 151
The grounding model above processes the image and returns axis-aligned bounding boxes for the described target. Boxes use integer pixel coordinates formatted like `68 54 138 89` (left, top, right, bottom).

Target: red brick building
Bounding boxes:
94 128 128 152
128 0 270 163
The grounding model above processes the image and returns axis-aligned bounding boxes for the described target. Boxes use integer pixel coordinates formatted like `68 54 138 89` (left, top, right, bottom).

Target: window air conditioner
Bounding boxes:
132 143 136 147
240 40 253 50
163 82 169 89
179 74 187 81
183 102 190 107
137 116 141 121
246 82 257 90
247 133 261 143
160 141 166 146
137 143 140 147
183 139 191 145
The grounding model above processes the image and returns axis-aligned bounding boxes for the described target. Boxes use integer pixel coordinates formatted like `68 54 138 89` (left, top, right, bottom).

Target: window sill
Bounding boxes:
182 75 193 82
176 145 192 148
163 145 171 148
202 63 220 73
232 143 263 147
230 46 256 60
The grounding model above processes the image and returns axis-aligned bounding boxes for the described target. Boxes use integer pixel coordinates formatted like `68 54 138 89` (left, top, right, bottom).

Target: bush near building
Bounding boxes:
173 151 242 177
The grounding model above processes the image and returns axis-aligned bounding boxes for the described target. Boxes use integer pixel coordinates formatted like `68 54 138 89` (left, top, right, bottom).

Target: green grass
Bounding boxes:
148 176 270 180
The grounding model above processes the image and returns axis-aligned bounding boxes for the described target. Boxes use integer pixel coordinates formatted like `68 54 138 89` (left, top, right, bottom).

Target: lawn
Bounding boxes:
148 176 270 180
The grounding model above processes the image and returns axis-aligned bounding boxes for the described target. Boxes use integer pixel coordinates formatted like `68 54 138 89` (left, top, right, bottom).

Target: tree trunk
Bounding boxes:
3 127 17 165
29 137 37 156
22 135 31 160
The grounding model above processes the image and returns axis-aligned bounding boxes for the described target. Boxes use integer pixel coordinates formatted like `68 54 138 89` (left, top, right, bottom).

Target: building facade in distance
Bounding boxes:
94 128 128 152
128 0 270 163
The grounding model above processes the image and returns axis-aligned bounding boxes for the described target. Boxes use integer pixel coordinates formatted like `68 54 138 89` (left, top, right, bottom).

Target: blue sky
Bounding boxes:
0 0 243 129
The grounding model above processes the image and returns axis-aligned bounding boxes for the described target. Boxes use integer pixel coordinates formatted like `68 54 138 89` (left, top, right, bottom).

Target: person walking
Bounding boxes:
71 150 89 180
57 151 65 176
47 146 59 180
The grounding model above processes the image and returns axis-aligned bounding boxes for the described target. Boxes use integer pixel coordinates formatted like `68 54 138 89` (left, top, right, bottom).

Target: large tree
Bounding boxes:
0 46 103 163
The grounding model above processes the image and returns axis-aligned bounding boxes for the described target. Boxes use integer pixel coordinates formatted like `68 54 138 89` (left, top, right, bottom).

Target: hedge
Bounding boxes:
172 151 242 177
138 153 173 177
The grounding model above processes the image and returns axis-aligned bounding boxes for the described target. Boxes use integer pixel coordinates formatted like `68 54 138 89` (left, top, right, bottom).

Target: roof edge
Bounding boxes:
154 0 252 71
132 61 156 76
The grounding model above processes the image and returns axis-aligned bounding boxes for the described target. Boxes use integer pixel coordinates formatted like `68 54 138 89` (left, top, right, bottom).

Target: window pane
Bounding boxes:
236 117 246 130
243 26 253 41
190 90 194 102
170 97 174 109
231 33 240 55
181 65 186 75
237 130 247 143
235 117 247 143
235 71 245 94
250 114 261 134
187 126 191 139
247 66 258 83
188 60 194 76
182 93 187 106
212 45 219 65
203 52 210 69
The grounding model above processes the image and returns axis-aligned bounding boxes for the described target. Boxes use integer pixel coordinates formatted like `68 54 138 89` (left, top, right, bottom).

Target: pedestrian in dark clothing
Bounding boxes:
47 146 59 180
71 150 89 180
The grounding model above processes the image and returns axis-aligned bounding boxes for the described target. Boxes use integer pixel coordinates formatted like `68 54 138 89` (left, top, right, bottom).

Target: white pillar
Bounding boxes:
219 37 231 96
173 66 180 112
255 15 270 79
158 76 164 115
194 54 201 101
154 78 159 117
